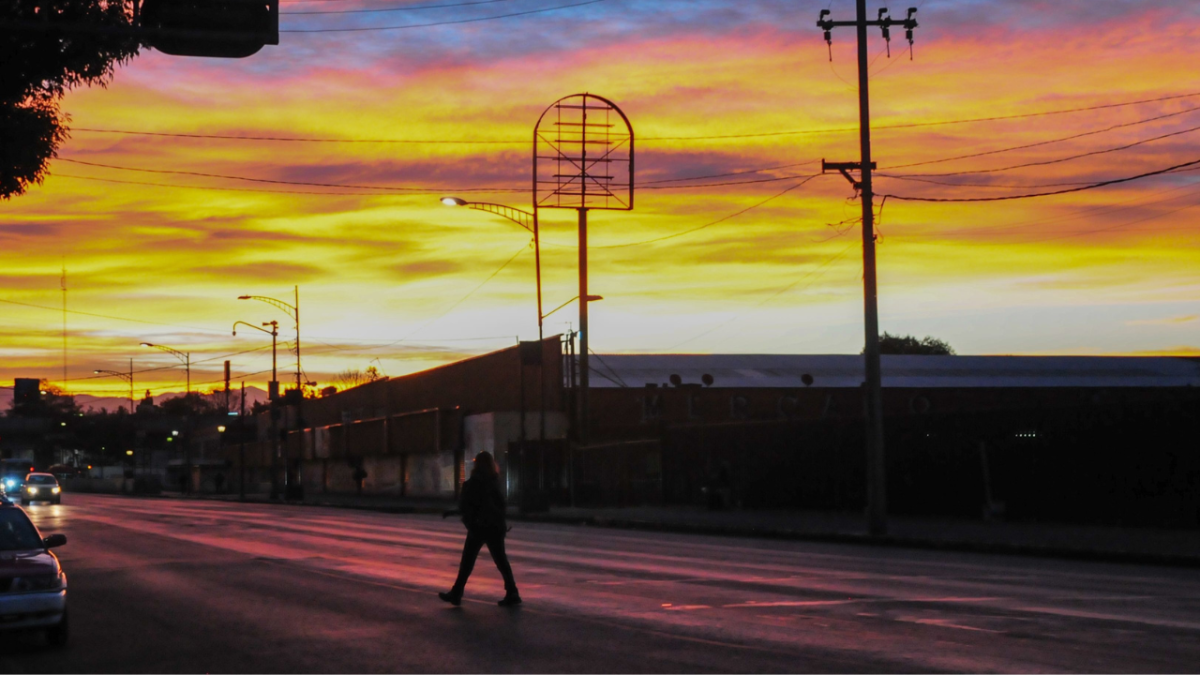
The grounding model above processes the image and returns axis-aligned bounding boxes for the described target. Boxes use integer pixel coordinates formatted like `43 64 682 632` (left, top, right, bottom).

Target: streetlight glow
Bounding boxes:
441 197 467 207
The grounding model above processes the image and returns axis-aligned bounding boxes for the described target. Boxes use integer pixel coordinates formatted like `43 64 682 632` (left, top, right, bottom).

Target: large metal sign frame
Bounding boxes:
533 93 634 212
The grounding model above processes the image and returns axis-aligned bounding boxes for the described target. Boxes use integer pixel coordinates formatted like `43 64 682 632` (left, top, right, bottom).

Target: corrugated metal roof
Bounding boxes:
586 354 1200 389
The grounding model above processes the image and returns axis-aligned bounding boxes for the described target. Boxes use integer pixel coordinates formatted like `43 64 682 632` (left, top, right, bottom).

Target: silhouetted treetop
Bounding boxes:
870 332 956 356
1 0 139 199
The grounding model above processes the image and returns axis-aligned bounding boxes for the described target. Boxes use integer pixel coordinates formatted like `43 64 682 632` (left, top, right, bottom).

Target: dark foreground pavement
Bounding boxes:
4 494 1200 673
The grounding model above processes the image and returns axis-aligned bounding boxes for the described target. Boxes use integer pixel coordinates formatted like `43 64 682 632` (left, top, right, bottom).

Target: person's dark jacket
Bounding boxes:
459 472 507 535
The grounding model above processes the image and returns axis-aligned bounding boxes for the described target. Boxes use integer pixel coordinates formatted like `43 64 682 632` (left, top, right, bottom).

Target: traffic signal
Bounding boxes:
139 0 278 59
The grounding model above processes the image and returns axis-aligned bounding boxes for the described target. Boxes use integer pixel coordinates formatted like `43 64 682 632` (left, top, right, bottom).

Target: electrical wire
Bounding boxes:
880 157 1200 203
0 297 231 335
283 0 513 14
69 91 1200 145
52 173 421 197
886 104 1200 170
592 174 820 248
389 240 531 344
56 158 526 193
891 122 1200 178
669 242 858 351
280 0 605 32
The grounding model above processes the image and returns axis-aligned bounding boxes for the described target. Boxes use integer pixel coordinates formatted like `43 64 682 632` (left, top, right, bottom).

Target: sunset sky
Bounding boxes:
3 0 1200 399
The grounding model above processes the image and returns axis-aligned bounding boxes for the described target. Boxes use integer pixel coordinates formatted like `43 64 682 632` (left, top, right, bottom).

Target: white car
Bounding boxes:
0 496 69 646
20 473 63 505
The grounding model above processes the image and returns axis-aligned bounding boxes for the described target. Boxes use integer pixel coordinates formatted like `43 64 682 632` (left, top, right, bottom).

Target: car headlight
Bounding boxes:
10 574 64 592
52 487 61 494
28 487 39 495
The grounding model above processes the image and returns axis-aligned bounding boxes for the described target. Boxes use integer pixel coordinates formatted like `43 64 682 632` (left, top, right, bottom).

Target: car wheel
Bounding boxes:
47 611 68 648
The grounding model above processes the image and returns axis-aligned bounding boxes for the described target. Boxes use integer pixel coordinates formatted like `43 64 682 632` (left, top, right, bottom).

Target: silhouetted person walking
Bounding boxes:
439 451 521 607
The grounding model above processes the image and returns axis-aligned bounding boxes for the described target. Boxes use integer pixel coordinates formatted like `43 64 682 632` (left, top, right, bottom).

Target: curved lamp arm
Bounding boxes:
237 295 297 319
93 369 132 383
441 197 535 234
232 320 274 336
140 342 188 364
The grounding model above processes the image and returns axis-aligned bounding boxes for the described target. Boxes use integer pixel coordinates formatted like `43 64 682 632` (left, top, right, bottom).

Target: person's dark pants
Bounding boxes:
450 528 518 597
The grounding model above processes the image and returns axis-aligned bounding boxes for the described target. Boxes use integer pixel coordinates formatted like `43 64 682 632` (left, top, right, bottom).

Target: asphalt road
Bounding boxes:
3 494 1200 673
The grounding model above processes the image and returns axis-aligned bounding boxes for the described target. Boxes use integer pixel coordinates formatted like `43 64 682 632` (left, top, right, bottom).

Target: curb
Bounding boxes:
510 513 1200 569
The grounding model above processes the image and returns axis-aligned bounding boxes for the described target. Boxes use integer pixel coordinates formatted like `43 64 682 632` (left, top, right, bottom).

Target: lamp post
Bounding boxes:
93 358 134 415
233 319 281 499
238 288 303 500
237 288 301 393
142 342 193 493
442 197 552 505
232 320 279 398
140 342 189 393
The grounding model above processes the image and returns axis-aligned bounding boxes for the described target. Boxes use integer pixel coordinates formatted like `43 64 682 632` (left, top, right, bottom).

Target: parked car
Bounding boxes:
20 474 62 505
0 496 69 646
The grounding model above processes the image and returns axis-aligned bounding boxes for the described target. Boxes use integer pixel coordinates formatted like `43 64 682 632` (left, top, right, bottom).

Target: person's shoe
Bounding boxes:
438 591 462 606
497 593 522 607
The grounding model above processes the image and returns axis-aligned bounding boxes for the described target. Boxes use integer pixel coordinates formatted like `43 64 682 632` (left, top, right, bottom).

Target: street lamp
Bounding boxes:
233 320 279 400
237 288 301 394
93 357 134 414
443 196 548 505
440 198 542 341
140 342 190 394
239 288 303 501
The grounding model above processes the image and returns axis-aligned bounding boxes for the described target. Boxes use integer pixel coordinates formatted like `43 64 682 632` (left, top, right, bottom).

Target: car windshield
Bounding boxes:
27 476 56 485
0 509 42 551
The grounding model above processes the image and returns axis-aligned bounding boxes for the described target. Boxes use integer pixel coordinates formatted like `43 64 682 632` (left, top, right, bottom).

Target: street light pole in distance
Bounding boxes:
140 342 190 394
139 340 193 493
238 289 304 500
93 360 134 415
233 318 281 499
442 196 547 504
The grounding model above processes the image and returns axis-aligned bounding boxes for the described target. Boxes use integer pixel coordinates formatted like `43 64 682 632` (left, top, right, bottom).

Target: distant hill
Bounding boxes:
0 386 271 415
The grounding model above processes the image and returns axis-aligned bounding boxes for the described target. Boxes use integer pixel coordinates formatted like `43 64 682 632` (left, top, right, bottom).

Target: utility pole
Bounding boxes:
239 381 246 502
61 263 67 391
817 3 918 537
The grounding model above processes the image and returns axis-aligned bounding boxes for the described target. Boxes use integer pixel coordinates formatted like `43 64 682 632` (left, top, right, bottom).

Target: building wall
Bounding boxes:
225 337 564 498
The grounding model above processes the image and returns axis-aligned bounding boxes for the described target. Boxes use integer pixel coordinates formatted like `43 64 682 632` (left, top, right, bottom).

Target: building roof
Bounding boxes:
587 354 1200 389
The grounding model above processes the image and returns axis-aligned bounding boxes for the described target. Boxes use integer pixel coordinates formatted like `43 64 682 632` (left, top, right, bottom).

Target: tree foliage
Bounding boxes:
159 392 220 417
334 366 385 390
1 0 139 199
8 380 81 417
872 332 956 356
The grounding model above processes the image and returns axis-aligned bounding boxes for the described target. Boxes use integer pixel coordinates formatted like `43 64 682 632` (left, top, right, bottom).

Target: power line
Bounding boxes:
641 160 819 185
891 122 1200 178
881 157 1200 203
591 175 822 249
53 173 420 197
280 0 605 32
0 297 230 335
392 241 530 344
886 104 1200 170
640 90 1200 141
57 158 526 193
69 91 1200 145
669 242 858 351
55 159 812 195
283 0 513 14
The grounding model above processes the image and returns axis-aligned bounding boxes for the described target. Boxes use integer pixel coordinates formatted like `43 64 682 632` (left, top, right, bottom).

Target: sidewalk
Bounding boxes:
177 491 1200 568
